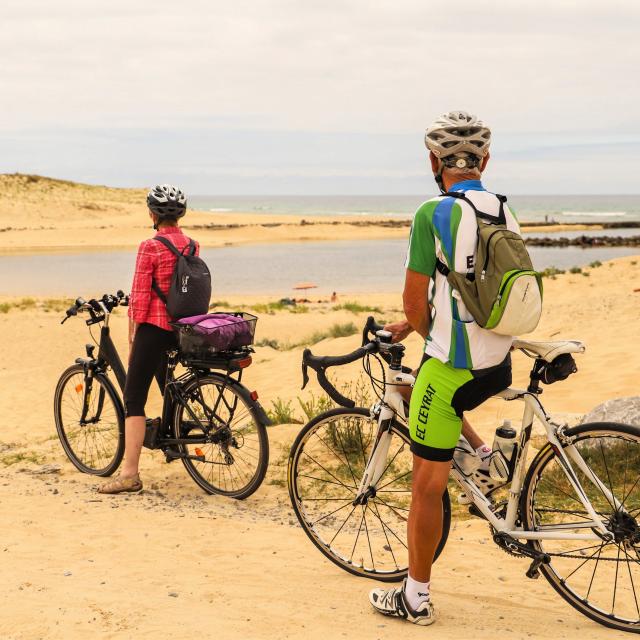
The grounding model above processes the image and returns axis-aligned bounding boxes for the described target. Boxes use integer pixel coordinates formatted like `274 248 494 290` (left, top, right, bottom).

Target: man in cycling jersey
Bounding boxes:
369 112 518 625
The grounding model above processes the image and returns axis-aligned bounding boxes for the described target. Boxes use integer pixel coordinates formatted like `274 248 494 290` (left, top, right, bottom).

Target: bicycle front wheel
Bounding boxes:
54 364 124 476
288 407 451 582
173 373 269 499
522 421 640 634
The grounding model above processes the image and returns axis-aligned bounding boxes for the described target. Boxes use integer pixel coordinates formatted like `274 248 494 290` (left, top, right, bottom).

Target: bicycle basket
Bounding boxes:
172 312 257 356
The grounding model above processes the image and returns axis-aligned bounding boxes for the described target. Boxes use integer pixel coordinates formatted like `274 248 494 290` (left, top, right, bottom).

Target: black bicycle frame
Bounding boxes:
98 325 127 392
88 325 247 457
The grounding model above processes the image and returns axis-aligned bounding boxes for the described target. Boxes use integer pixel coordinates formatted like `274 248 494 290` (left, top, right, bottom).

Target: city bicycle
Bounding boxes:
288 316 640 633
53 291 270 499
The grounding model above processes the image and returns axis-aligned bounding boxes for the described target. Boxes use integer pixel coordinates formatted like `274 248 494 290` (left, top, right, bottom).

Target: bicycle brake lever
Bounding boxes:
301 361 309 390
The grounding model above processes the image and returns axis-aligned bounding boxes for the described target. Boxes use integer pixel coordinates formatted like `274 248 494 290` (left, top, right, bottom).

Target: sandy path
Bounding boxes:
0 471 601 640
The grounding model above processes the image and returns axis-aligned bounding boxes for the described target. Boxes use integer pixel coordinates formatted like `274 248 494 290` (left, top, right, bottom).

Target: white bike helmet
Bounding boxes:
147 184 187 218
425 111 491 159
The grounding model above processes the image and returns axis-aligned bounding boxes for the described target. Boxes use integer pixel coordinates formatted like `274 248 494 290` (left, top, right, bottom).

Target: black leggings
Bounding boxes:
123 323 177 417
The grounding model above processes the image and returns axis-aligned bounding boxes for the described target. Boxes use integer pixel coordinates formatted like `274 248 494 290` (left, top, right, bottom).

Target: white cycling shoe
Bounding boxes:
453 438 502 505
369 579 436 626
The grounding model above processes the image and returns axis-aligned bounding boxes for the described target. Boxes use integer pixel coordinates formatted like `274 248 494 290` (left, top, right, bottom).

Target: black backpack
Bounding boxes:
151 236 212 319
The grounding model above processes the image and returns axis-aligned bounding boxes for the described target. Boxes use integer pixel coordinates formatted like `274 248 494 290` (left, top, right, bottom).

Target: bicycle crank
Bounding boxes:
492 531 551 579
164 448 206 463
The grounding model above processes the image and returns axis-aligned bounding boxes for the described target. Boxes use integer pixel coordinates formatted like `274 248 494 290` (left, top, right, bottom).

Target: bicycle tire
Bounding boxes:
288 407 451 582
522 421 640 634
173 373 269 499
54 364 125 476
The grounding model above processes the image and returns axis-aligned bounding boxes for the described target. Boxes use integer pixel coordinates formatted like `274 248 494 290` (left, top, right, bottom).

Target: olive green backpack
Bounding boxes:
435 192 543 336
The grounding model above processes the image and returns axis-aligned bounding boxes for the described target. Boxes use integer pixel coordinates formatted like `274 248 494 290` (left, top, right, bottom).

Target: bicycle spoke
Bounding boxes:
367 500 408 550
373 497 409 522
375 441 407 490
376 469 411 493
313 430 356 477
585 543 604 600
597 439 618 513
311 499 355 527
301 451 357 494
374 494 409 512
370 500 400 570
621 475 640 511
349 508 366 563
331 423 360 489
612 543 621 614
362 506 375 571
622 545 640 618
563 542 608 581
328 504 358 546
296 473 356 493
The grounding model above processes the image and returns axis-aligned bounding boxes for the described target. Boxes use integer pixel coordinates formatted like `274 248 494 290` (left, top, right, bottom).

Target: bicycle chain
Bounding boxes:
488 504 640 562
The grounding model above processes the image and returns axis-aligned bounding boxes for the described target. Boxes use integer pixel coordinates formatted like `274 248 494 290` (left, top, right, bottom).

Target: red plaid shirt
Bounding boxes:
128 227 200 331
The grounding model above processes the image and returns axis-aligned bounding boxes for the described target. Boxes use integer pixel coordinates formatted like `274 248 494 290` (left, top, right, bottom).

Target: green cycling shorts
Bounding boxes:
409 355 512 462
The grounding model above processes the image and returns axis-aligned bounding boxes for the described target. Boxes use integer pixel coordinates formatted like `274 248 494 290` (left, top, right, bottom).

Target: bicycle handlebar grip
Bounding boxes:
362 316 385 346
317 368 355 409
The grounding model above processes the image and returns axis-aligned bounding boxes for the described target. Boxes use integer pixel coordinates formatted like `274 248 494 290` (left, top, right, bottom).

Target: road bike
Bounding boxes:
53 291 270 499
288 316 640 633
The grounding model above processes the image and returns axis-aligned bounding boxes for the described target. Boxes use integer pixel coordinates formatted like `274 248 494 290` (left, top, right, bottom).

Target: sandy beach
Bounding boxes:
0 174 602 256
1 245 639 638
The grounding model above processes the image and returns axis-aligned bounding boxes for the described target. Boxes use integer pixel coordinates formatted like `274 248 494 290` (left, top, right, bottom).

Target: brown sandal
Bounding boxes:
98 473 143 494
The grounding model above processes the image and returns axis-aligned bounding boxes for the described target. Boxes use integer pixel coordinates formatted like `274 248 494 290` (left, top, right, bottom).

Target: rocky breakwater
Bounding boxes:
526 234 640 248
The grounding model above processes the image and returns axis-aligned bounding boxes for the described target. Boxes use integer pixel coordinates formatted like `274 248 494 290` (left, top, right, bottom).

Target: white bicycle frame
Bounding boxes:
356 356 618 544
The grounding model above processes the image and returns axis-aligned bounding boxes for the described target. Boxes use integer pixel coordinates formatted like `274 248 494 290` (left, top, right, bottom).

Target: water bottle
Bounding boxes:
489 420 517 481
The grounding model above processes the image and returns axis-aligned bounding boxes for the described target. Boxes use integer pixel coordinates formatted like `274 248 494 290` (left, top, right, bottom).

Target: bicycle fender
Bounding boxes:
252 400 272 427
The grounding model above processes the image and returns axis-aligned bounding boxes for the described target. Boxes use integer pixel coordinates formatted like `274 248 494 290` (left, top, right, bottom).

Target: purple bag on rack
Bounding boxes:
176 313 253 351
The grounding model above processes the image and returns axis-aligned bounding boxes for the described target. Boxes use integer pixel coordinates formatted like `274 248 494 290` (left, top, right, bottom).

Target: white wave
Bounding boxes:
208 207 233 212
562 211 626 217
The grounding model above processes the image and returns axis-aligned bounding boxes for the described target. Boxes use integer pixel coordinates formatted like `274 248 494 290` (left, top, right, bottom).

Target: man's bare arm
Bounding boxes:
403 268 431 340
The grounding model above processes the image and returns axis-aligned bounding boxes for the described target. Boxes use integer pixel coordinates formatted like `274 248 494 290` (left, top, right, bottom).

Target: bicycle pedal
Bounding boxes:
164 448 182 462
526 555 550 580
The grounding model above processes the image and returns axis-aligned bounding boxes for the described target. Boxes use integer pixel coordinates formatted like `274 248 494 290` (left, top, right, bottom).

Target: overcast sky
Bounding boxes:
1 0 638 194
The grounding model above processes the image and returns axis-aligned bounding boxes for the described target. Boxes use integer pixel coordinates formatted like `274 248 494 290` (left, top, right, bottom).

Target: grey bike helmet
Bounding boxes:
147 184 187 218
425 111 491 159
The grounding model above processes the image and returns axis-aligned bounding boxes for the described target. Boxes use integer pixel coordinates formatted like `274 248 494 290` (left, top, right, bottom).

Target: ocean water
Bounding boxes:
189 194 640 224
2 239 638 297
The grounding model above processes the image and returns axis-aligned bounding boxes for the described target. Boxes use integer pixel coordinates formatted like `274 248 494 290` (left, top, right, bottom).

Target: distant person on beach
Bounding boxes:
330 291 338 303
99 185 198 494
370 112 518 625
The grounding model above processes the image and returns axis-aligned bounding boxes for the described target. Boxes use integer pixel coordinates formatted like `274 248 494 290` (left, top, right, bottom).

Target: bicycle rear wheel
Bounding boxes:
288 407 451 582
522 422 640 634
173 373 269 499
54 364 124 476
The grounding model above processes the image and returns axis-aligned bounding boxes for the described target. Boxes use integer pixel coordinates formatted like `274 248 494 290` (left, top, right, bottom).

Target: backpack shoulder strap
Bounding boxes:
180 238 196 256
151 279 167 303
153 235 182 257
435 257 450 277
445 191 507 225
150 236 182 304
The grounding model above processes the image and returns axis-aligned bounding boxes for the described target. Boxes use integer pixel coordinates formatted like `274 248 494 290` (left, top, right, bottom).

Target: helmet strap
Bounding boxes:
434 160 446 195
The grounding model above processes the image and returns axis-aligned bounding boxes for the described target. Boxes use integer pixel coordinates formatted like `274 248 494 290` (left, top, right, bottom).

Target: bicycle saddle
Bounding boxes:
512 338 585 362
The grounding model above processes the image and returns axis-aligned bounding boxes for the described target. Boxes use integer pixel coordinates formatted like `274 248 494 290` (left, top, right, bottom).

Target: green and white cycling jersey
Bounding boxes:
405 180 521 370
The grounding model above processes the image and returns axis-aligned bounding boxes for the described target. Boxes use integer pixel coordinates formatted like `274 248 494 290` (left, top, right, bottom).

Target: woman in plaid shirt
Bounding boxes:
99 185 199 494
